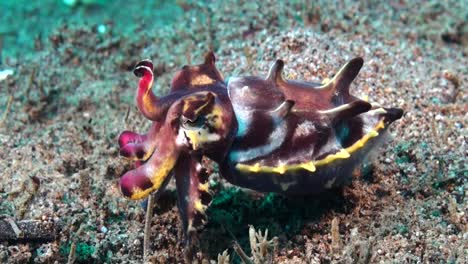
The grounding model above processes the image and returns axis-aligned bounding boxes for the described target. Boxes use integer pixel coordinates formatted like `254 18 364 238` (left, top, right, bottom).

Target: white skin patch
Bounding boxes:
359 109 386 134
182 127 220 150
233 107 252 137
360 114 379 134
324 177 336 189
271 174 296 191
175 130 188 147
280 180 296 191
240 85 250 97
228 84 255 137
293 120 316 138
143 164 153 175
229 121 288 163
314 129 341 158
205 133 221 142
367 107 386 116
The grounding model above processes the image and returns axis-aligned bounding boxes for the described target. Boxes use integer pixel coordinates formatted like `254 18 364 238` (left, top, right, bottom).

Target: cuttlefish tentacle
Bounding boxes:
134 60 182 121
174 154 212 244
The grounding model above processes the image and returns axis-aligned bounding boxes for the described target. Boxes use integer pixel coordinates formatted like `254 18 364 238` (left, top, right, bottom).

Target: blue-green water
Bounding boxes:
0 0 182 59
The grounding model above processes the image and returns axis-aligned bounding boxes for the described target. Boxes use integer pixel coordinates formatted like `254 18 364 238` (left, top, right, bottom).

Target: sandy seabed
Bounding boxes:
0 0 466 263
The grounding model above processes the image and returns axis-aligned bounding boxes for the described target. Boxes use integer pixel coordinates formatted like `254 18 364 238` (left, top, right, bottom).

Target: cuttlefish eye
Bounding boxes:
179 113 221 151
180 115 206 128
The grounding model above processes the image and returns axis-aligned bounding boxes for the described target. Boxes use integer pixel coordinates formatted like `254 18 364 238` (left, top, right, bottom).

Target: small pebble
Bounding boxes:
100 226 108 234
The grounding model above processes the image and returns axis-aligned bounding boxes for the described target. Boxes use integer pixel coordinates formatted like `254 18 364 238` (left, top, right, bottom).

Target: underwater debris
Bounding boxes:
331 217 342 254
0 218 59 243
216 249 230 264
230 226 278 264
448 197 466 232
442 70 461 103
0 95 12 127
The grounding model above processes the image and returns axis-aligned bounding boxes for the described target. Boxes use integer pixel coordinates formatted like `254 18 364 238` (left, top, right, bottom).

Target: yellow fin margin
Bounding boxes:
198 182 210 192
236 119 385 174
194 199 207 214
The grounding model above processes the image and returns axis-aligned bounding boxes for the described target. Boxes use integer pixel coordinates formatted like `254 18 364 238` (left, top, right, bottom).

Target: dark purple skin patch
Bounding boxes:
120 170 154 197
116 52 403 252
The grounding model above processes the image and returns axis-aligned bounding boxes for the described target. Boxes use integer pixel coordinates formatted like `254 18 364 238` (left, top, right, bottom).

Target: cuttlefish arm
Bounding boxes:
118 122 162 161
174 154 212 245
119 113 181 200
119 90 217 200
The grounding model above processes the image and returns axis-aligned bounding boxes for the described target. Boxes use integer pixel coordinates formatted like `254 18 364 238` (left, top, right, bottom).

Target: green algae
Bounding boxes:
208 187 307 236
394 141 415 165
60 242 96 262
203 185 343 261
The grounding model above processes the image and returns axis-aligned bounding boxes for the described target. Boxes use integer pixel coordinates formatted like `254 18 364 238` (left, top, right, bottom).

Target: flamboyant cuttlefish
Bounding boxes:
118 52 403 246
